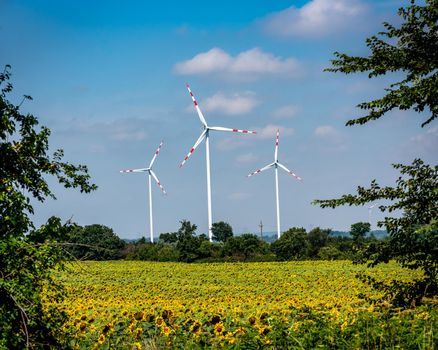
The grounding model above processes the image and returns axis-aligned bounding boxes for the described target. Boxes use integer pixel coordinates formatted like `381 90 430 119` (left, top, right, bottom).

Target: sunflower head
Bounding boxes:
259 312 269 321
134 311 144 321
211 315 221 325
162 326 171 336
190 321 201 333
214 322 225 335
155 317 164 327
135 328 143 338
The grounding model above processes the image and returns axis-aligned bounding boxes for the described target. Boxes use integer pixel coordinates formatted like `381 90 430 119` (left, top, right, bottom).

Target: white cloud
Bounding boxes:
60 118 148 142
174 47 301 80
203 92 259 116
262 0 368 38
314 125 340 139
257 124 294 140
111 128 146 141
174 48 231 75
235 152 258 164
271 105 300 119
314 125 347 151
410 125 438 152
216 137 249 151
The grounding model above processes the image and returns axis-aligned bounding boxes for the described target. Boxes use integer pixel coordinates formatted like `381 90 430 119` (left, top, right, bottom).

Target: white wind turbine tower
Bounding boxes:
247 129 302 239
180 83 257 242
368 203 377 228
120 141 166 243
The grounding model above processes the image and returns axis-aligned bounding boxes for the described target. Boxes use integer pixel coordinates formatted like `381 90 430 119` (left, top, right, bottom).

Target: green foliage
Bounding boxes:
65 224 126 260
211 221 233 242
0 66 96 348
197 240 222 260
271 227 308 261
318 246 344 260
350 222 371 244
176 220 197 240
223 234 269 261
314 159 438 306
326 236 355 260
307 227 331 258
326 0 438 127
175 220 207 263
159 231 178 244
128 225 379 263
0 238 70 349
124 242 179 262
0 69 96 240
321 1 438 306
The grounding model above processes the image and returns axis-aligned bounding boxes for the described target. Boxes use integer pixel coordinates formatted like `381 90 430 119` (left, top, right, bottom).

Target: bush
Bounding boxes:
65 224 126 260
271 227 309 261
0 66 96 348
318 246 344 260
125 242 179 262
223 234 269 261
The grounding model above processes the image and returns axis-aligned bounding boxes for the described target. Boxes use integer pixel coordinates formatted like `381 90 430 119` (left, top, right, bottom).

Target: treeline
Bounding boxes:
61 220 380 263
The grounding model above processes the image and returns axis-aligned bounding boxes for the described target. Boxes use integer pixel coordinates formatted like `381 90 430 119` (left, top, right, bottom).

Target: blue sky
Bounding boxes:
2 0 437 239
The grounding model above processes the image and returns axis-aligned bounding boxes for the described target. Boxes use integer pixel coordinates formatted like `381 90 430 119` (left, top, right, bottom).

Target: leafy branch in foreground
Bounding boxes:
326 0 438 127
1 65 97 348
313 159 438 306
1 66 96 240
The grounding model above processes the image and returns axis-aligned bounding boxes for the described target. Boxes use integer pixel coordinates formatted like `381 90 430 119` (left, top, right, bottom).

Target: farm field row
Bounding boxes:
56 261 437 349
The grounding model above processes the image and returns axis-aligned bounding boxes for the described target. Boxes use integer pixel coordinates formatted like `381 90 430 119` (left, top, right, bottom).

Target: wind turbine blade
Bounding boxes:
277 163 302 181
210 126 257 134
149 141 164 168
179 129 207 168
120 168 149 173
274 129 279 161
150 170 166 194
186 83 208 127
247 163 275 177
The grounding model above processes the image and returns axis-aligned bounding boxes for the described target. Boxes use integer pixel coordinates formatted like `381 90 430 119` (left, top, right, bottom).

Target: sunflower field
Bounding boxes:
57 261 437 349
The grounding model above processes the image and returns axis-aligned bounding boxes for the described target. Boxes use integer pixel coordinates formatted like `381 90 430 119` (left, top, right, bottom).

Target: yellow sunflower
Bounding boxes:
214 322 225 335
155 316 165 327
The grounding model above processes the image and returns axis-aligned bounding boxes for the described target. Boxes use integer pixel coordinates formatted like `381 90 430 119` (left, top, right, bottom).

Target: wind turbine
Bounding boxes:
120 141 166 243
368 203 377 228
247 129 302 239
180 83 257 242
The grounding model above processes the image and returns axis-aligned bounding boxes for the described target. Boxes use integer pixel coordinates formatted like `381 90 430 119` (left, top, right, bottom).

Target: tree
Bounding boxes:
307 227 331 258
66 224 126 260
314 159 437 306
271 227 309 261
124 242 179 262
326 235 355 259
176 220 197 241
0 66 97 348
175 220 206 262
211 221 233 242
318 246 344 260
350 222 371 243
316 0 438 307
198 240 222 260
326 0 438 127
159 231 178 244
223 234 268 261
